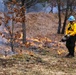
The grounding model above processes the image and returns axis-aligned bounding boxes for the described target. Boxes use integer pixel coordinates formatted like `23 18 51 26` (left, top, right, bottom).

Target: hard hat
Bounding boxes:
68 15 75 21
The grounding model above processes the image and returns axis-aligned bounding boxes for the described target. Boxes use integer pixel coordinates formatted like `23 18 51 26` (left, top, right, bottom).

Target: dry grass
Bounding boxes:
0 12 76 75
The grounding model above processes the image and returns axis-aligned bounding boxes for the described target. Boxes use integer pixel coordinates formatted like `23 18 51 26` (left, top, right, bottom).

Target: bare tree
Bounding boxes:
57 0 61 34
61 0 76 34
21 0 26 44
57 0 76 34
61 0 69 34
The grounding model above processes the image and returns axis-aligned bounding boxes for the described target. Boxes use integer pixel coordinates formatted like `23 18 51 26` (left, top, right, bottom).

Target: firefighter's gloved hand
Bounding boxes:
66 34 70 38
60 34 70 42
61 36 67 42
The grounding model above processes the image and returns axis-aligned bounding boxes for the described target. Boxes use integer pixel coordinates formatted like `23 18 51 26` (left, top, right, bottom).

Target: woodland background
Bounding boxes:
0 0 76 75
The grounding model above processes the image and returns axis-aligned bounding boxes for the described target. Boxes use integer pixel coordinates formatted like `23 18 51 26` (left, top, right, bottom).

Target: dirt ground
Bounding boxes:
0 12 76 75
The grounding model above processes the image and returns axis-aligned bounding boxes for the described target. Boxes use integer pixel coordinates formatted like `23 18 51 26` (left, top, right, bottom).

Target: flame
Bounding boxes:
25 42 31 48
19 33 23 39
57 50 65 55
44 37 52 42
31 38 40 42
24 37 52 48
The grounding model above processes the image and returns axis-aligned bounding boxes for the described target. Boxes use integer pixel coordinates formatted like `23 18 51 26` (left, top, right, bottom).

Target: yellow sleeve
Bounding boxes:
65 24 69 35
70 23 76 36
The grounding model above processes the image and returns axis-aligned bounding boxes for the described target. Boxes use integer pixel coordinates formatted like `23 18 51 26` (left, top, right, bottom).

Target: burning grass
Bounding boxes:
0 12 76 74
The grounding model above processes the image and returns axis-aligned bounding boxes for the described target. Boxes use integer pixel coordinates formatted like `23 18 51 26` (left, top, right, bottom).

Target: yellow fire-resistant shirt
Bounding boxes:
65 22 76 36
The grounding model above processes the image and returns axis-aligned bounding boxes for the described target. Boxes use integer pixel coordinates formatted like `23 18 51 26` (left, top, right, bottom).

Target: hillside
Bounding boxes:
26 12 58 38
0 12 76 75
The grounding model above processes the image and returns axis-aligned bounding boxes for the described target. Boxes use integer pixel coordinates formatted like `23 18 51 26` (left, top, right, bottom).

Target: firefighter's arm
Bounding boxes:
70 24 76 36
65 24 70 35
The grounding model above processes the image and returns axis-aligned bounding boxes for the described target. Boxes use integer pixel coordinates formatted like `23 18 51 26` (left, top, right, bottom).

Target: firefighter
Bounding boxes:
61 15 76 58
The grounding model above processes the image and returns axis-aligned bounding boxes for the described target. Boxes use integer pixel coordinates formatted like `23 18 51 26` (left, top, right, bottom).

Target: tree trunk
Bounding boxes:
61 0 69 34
21 0 26 44
10 17 14 52
57 0 61 34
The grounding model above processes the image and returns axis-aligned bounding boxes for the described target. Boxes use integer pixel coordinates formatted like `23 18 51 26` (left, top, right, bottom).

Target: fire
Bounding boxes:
57 50 65 55
44 37 52 42
19 33 23 39
25 42 31 48
31 38 40 43
25 37 52 48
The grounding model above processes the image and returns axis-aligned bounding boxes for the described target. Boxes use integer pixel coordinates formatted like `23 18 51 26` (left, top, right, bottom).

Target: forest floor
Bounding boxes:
0 12 76 75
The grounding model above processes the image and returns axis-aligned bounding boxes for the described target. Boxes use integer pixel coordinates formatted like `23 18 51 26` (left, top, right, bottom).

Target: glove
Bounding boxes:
61 36 67 42
65 34 70 39
60 34 70 42
65 34 70 38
